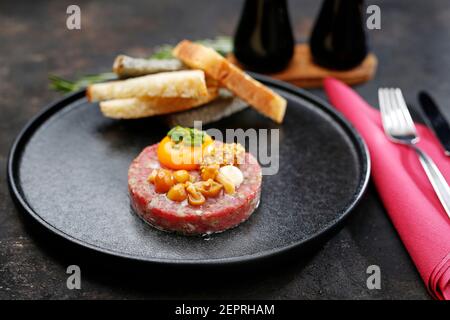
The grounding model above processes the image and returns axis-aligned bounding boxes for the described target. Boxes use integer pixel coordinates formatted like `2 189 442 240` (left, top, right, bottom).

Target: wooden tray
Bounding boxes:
228 43 378 88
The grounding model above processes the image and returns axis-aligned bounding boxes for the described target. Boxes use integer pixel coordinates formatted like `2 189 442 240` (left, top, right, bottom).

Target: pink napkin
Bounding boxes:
324 78 450 300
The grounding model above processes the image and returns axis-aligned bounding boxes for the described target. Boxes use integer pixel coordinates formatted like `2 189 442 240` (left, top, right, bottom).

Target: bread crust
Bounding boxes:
87 70 208 102
99 86 218 119
173 40 287 123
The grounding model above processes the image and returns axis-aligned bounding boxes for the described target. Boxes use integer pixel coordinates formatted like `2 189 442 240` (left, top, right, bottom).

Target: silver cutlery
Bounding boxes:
418 91 450 156
378 88 450 218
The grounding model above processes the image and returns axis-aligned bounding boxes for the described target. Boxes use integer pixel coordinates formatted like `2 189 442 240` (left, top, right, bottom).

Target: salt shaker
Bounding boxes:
310 0 368 70
233 0 295 73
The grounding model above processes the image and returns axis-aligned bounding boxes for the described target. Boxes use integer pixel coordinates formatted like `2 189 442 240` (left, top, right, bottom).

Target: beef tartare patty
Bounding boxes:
128 144 262 235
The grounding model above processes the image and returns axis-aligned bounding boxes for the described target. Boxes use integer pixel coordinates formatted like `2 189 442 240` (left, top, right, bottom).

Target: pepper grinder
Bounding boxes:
233 0 295 73
310 0 368 70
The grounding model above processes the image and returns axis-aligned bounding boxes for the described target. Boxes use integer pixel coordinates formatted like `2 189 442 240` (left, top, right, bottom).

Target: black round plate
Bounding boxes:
8 74 370 265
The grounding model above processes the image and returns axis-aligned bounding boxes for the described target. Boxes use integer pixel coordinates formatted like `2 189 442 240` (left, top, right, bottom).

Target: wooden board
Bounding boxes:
228 43 378 88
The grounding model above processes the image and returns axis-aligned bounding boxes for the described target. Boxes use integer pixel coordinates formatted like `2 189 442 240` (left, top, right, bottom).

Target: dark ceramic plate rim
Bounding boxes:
7 73 371 266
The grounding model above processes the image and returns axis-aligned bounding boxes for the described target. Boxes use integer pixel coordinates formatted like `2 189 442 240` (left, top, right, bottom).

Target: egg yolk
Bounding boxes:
157 135 213 170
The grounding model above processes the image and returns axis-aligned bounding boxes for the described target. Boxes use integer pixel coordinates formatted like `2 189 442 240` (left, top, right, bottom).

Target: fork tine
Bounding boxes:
380 88 397 134
387 88 407 134
379 88 416 138
393 88 417 135
378 88 391 132
386 88 398 131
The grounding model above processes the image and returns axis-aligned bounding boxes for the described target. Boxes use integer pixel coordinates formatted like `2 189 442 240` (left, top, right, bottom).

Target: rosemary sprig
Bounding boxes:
49 72 116 93
48 36 233 93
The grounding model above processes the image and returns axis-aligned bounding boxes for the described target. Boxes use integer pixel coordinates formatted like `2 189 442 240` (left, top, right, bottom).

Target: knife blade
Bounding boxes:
418 91 450 156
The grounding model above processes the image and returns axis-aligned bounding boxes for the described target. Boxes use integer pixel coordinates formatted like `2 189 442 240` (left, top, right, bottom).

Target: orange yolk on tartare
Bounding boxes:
157 133 213 171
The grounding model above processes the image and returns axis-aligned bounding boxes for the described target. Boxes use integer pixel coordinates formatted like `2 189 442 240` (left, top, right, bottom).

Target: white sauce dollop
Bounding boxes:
219 165 244 187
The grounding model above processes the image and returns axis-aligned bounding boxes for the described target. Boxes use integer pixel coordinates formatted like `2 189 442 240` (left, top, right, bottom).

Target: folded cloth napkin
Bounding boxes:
324 78 450 300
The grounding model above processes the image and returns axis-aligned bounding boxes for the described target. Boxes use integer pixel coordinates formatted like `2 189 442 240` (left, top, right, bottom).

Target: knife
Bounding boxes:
418 91 450 156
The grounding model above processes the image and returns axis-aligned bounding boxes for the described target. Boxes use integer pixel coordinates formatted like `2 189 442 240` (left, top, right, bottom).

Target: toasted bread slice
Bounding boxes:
87 70 208 102
173 40 287 123
99 86 218 119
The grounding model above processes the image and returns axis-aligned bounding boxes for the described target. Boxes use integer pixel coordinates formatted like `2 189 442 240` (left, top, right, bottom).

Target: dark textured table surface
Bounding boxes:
1 0 448 299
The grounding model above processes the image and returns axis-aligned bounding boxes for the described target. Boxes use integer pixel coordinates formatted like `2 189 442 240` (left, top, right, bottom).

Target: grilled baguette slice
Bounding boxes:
87 70 208 102
173 40 287 123
99 85 218 119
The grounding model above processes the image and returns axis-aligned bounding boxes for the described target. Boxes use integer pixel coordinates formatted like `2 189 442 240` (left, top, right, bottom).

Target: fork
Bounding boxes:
378 88 450 219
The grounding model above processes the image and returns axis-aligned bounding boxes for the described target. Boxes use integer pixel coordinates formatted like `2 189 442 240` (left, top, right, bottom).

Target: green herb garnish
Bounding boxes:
150 45 175 60
196 36 233 56
49 72 116 93
167 126 205 146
